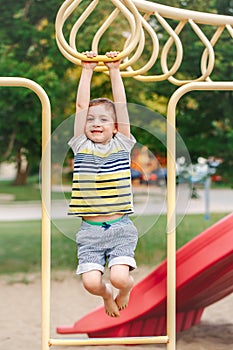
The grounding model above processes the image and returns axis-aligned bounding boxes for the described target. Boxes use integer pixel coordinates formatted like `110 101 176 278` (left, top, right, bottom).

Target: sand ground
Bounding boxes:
1 267 232 350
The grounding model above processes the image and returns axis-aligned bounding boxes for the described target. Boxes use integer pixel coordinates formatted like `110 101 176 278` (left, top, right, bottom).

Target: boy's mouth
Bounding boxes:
91 130 102 133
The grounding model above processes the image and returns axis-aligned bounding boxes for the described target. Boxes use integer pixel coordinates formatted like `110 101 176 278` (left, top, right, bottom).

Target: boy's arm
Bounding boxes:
74 59 97 138
105 53 130 138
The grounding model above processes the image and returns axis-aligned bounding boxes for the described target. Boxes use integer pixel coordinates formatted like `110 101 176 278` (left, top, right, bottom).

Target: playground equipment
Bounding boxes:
52 0 233 350
0 77 51 348
1 1 233 350
177 156 221 219
52 1 233 349
57 212 233 337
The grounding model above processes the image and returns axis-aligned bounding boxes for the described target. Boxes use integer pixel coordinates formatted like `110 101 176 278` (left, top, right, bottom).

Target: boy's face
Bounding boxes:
85 104 117 144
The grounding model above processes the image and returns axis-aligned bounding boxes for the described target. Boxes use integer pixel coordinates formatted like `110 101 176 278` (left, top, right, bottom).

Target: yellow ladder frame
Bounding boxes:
1 0 233 347
1 78 232 350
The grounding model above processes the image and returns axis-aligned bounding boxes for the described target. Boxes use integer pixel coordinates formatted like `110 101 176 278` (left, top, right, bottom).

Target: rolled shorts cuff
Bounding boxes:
108 256 137 271
76 263 104 275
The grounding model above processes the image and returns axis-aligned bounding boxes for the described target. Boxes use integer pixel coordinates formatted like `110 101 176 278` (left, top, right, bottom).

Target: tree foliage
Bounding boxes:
0 0 73 183
0 0 232 184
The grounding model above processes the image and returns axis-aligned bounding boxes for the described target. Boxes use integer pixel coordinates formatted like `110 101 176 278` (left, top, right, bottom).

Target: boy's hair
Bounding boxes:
89 98 116 120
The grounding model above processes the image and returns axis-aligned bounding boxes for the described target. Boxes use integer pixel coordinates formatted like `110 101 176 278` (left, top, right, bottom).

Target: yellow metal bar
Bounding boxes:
0 77 52 350
166 80 233 350
166 89 177 350
55 0 142 65
50 336 169 346
168 81 233 106
167 19 216 85
132 0 233 25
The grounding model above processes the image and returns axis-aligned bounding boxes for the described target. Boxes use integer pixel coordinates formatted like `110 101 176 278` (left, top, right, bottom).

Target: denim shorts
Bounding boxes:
76 215 138 274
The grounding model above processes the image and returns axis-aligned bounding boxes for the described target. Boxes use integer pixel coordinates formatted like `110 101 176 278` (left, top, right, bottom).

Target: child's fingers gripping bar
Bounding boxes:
79 51 123 63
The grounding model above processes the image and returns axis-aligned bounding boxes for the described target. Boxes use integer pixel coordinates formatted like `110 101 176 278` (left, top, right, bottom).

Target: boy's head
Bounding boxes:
89 98 116 121
85 98 117 144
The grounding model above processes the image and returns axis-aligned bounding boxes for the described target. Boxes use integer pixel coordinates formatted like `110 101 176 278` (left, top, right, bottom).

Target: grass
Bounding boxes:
0 180 41 201
0 180 69 201
0 213 227 274
0 178 231 203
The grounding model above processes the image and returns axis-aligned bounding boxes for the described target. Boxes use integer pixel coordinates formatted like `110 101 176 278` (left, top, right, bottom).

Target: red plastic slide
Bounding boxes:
57 213 233 337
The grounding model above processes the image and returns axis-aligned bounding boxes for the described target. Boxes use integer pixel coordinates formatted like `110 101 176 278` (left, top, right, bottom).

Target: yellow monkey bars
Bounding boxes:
55 0 233 81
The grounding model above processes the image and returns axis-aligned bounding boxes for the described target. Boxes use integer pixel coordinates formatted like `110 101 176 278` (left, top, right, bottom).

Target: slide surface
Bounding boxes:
57 213 233 337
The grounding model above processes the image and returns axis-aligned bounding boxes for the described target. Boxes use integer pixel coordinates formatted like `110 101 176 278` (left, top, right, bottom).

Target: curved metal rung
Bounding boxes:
55 0 143 65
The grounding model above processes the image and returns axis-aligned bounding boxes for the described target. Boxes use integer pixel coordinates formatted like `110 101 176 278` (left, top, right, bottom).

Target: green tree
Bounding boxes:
0 0 73 184
130 1 233 184
0 0 131 184
215 0 233 15
0 0 232 185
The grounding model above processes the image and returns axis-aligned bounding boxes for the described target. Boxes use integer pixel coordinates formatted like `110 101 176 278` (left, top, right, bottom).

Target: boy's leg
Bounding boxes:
81 270 120 317
110 264 134 310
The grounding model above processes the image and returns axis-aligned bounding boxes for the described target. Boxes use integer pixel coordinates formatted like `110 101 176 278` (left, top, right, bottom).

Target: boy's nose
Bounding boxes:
93 119 101 127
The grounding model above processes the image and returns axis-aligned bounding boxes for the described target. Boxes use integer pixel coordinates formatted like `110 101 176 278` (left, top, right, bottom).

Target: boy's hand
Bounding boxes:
81 51 98 70
105 51 120 69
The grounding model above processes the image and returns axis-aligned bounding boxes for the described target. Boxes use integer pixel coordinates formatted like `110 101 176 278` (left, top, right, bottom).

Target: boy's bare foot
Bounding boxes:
115 291 130 311
103 284 120 317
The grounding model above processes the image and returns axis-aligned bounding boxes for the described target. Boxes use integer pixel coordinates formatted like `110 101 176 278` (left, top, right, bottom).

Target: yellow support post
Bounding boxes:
166 81 233 350
0 77 52 350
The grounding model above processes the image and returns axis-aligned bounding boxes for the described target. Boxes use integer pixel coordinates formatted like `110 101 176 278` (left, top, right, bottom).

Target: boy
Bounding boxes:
68 51 138 317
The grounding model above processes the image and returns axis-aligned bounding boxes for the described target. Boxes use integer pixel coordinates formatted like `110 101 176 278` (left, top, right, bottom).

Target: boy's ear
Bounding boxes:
113 123 118 134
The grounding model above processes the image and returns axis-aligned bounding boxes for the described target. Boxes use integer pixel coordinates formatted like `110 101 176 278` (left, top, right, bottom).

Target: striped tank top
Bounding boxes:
68 132 136 217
